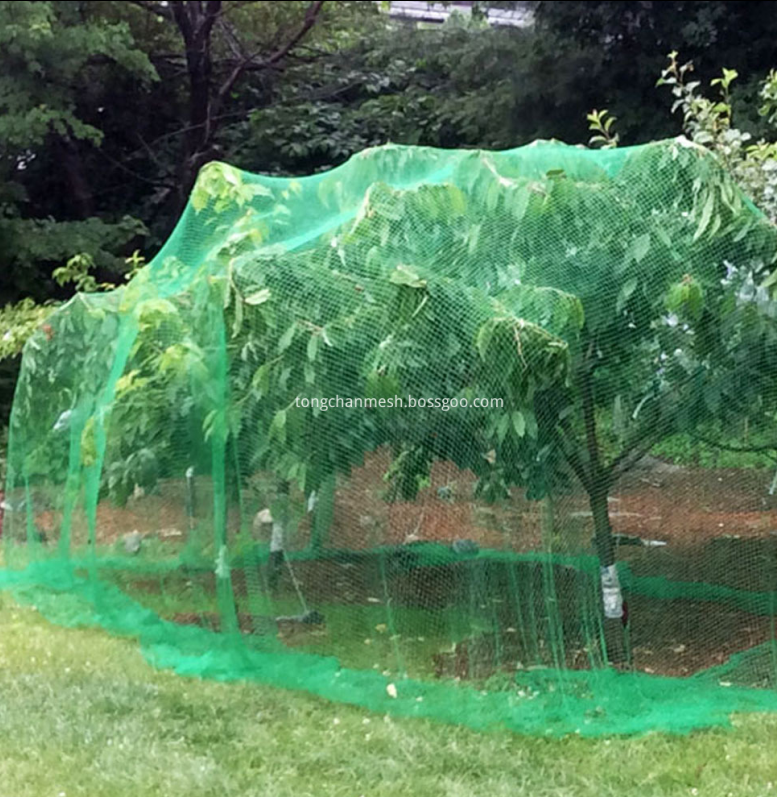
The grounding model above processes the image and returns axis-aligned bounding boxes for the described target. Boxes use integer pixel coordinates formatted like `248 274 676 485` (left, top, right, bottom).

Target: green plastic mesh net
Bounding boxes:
5 138 777 737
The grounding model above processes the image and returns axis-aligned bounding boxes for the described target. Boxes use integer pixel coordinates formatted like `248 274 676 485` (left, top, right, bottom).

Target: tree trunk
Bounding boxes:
589 482 626 663
578 357 626 663
589 482 614 567
172 1 222 209
59 137 93 219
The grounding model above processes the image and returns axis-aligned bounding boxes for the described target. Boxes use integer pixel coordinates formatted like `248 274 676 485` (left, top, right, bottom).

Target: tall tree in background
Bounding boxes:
0 0 156 300
535 0 777 142
128 0 333 207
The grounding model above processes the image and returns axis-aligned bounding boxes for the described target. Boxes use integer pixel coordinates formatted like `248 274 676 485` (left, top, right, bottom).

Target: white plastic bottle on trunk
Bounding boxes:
600 564 624 619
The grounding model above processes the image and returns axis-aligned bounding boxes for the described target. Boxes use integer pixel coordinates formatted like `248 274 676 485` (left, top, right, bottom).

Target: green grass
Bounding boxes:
1 596 777 795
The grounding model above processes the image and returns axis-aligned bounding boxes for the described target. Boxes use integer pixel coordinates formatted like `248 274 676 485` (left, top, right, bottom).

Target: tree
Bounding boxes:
0 1 158 427
126 0 374 206
0 1 378 426
65 144 776 661
237 147 777 659
0 0 155 301
535 0 777 143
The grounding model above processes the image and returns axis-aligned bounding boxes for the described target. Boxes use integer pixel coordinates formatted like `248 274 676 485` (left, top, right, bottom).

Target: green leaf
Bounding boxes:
279 367 292 391
244 288 271 305
497 413 510 444
733 220 752 243
467 223 482 255
476 321 496 360
307 334 320 363
390 264 427 289
524 411 539 439
270 409 287 443
202 410 217 441
632 233 650 263
761 268 777 291
655 225 672 249
694 190 715 242
616 277 638 313
666 282 686 312
231 291 243 338
509 189 530 223
191 186 209 212
511 410 526 438
686 281 704 319
278 323 296 353
252 363 272 397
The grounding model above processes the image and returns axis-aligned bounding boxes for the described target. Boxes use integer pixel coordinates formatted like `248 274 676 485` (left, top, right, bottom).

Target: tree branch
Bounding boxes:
262 0 326 68
210 0 325 121
557 416 591 492
563 443 591 493
606 412 666 482
94 147 177 189
609 436 663 484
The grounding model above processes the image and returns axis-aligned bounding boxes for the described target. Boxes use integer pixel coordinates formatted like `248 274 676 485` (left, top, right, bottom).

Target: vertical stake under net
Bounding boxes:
506 559 532 665
229 443 266 634
284 553 309 615
309 474 335 553
770 535 777 688
185 466 196 531
540 496 566 674
57 405 87 559
378 550 405 679
23 476 34 548
208 290 239 637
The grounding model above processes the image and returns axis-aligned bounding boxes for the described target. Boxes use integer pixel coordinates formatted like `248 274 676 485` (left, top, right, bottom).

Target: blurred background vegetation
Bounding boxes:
2 0 777 429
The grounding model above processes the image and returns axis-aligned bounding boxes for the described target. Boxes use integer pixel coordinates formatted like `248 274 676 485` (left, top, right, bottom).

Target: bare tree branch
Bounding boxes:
130 0 326 206
211 0 325 122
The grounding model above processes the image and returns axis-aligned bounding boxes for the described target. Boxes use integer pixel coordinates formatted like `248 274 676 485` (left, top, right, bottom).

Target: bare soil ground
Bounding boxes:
32 449 777 552
327 449 777 552
33 449 777 681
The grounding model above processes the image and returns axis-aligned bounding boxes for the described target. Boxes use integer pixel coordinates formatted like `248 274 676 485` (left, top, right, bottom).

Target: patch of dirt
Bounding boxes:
327 450 777 553
33 476 242 546
31 450 777 554
38 448 777 680
627 595 772 677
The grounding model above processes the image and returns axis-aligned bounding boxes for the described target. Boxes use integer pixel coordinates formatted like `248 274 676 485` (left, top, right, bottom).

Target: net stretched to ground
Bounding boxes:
5 138 777 737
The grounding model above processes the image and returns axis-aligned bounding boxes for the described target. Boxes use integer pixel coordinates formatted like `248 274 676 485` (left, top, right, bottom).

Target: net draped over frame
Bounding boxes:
5 138 777 737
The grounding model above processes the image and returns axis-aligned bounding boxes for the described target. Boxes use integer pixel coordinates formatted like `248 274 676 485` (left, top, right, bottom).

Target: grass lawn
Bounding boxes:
0 595 775 796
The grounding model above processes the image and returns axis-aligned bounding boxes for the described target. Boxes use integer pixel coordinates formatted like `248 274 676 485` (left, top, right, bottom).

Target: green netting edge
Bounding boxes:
3 558 777 738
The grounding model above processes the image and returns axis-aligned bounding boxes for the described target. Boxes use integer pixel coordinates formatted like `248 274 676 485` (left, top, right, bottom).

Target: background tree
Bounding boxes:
127 0 336 206
534 0 777 143
0 1 155 302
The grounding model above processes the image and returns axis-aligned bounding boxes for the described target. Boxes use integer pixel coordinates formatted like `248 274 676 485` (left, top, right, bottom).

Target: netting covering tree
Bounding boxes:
4 138 777 736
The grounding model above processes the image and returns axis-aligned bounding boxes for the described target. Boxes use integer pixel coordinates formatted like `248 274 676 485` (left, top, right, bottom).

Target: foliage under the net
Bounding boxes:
5 138 777 736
